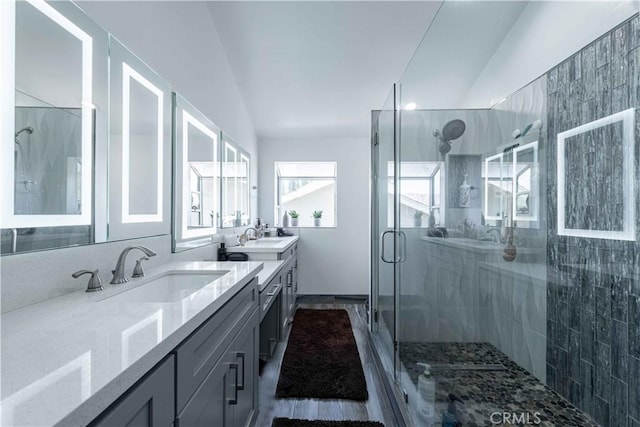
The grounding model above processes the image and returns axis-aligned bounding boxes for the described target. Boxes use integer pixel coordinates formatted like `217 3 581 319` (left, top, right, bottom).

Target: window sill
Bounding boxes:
283 226 337 229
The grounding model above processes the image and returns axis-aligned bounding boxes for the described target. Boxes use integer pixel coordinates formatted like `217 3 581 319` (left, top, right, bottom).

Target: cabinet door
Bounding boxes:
291 257 298 312
280 271 289 332
177 309 259 427
228 309 259 427
176 353 232 427
285 266 295 321
175 279 257 412
91 356 174 427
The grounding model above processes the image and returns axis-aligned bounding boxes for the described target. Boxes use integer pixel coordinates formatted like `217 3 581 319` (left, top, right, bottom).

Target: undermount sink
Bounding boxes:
247 239 283 245
102 270 229 303
253 239 282 245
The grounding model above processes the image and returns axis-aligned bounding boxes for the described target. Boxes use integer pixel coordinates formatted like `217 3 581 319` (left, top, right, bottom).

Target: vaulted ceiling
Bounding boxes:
207 1 442 141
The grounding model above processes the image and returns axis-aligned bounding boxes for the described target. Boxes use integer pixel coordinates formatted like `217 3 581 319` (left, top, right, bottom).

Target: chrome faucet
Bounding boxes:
110 245 157 284
243 226 258 240
486 228 501 243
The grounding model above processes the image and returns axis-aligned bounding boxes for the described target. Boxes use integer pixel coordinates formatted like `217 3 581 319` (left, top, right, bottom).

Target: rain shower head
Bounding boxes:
441 119 466 141
15 127 33 138
434 119 466 155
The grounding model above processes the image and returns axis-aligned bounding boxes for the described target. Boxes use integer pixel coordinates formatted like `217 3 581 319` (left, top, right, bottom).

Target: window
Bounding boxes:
388 161 444 228
275 162 337 227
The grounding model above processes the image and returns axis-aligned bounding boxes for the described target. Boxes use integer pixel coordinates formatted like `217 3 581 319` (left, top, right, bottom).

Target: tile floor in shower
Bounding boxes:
399 342 598 426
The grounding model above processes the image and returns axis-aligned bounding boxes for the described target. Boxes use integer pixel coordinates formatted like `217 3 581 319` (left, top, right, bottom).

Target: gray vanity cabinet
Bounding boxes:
259 272 282 359
227 309 259 427
174 279 257 412
280 250 298 335
89 277 259 427
176 309 258 427
291 257 298 312
174 278 259 427
280 267 290 332
90 355 175 427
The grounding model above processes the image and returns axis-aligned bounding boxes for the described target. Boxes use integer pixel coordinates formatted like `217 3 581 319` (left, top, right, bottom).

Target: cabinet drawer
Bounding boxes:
175 278 257 412
278 243 297 261
259 280 282 320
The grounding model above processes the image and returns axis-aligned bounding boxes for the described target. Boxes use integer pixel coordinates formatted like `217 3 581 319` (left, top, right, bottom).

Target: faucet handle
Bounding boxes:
132 257 150 278
72 269 104 292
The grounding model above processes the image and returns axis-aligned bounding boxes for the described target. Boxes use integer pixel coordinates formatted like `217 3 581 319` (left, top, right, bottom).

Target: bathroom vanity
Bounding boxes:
226 236 299 359
418 236 544 342
0 261 262 427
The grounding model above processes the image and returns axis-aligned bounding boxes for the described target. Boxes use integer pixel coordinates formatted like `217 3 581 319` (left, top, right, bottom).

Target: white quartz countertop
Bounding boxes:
226 235 298 253
0 261 263 427
257 261 285 292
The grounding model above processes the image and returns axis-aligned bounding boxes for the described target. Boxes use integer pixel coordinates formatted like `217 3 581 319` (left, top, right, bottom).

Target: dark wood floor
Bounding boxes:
254 303 396 427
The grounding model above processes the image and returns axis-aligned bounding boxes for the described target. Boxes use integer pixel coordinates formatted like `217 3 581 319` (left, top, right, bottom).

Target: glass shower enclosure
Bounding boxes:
371 1 640 426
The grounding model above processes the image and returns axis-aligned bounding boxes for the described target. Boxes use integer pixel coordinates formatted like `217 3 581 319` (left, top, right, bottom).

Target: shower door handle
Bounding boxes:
398 230 407 263
380 230 397 263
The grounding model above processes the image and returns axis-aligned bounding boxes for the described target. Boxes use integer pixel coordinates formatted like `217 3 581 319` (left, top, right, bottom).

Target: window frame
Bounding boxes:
274 161 337 228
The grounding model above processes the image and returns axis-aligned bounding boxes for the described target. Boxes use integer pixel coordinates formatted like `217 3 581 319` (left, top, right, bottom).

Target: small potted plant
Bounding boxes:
312 210 323 226
414 210 424 227
289 210 299 227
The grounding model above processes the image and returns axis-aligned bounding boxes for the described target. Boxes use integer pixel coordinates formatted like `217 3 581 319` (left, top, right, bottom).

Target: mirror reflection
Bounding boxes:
173 94 220 252
124 65 161 219
513 140 538 221
483 153 505 221
221 137 251 228
387 161 444 228
483 137 539 226
107 37 171 242
1 0 98 254
187 124 217 229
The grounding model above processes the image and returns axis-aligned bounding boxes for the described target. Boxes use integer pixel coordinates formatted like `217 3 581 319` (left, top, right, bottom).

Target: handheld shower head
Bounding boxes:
15 127 33 138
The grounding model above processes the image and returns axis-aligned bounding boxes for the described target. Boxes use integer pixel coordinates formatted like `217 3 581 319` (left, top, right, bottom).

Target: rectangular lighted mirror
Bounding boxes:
557 108 635 240
1 0 108 254
2 0 92 228
220 134 251 228
108 37 171 241
173 93 220 251
483 152 505 221
512 140 538 222
239 152 250 226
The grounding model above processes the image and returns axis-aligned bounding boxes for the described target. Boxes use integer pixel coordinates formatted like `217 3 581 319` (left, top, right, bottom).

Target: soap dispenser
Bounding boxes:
217 242 227 261
416 363 436 426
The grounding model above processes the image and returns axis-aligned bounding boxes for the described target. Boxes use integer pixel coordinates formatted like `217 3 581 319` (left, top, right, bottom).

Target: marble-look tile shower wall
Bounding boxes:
546 15 640 427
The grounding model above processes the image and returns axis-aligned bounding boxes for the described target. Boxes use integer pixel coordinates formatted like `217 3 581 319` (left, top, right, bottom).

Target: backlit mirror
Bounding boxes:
173 94 220 251
513 140 538 222
483 136 539 226
483 153 506 221
0 0 108 254
221 134 251 228
108 36 171 241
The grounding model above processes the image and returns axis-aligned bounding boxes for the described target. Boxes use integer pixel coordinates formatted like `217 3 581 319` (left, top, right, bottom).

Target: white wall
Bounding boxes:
464 0 640 107
259 137 370 296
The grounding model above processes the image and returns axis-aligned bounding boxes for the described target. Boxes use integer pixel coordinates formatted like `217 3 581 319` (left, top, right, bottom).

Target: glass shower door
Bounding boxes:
371 85 399 384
